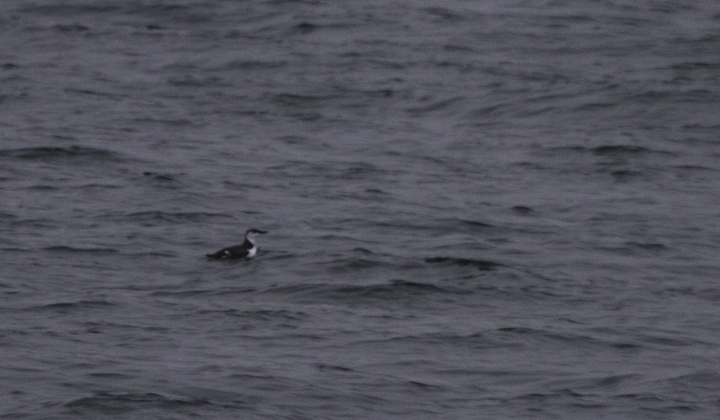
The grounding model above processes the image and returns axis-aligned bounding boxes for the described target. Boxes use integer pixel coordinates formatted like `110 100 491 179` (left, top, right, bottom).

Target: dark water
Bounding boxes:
2 0 720 418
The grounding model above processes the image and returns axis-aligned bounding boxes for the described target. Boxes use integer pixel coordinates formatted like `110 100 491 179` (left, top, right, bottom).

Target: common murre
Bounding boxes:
206 228 267 260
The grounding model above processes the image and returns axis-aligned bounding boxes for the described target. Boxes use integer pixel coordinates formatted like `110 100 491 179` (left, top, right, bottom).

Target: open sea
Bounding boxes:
2 0 720 418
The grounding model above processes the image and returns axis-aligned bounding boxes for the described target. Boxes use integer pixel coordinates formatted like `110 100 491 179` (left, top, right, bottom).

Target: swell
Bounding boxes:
266 279 459 304
64 390 244 412
12 300 115 313
543 144 675 157
0 146 127 163
122 211 230 224
42 246 119 255
425 257 502 271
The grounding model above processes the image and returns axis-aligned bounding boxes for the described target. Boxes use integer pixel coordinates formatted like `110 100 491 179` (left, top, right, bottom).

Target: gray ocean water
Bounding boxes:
2 0 720 418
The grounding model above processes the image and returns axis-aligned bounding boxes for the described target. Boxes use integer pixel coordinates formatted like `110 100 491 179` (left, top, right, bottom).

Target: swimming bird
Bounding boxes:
206 228 267 260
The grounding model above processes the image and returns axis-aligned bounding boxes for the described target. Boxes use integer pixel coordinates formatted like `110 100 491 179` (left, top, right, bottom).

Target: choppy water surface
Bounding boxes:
2 0 720 418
